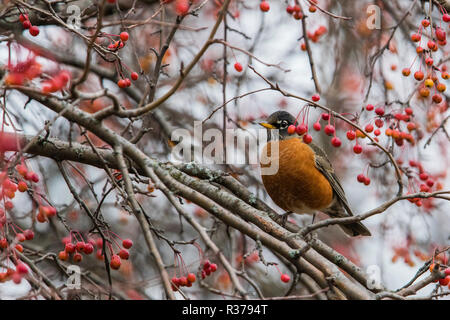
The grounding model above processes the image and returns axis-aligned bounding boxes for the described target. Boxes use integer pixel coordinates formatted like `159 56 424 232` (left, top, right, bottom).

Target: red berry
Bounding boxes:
287 125 296 134
124 78 131 87
18 181 28 192
12 273 22 284
179 276 188 286
419 173 428 181
29 26 39 37
76 242 85 252
131 72 139 81
365 124 374 133
58 251 69 261
234 62 243 72
443 14 450 22
22 20 31 29
210 263 217 272
375 119 384 128
203 260 211 270
364 177 371 186
311 94 320 102
110 254 121 270
16 263 28 275
432 94 443 103
411 33 421 42
117 79 127 88
436 28 446 41
286 5 294 14
375 107 385 116
122 239 133 249
445 268 450 276
402 68 411 77
357 174 365 183
73 253 82 263
405 107 413 115
321 113 330 121
19 14 28 23
175 0 189 15
346 130 356 140
5 201 13 210
426 179 434 187
324 124 335 136
296 124 308 135
303 134 312 144
118 249 129 260
422 19 430 27
366 104 374 111
260 1 270 12
84 243 94 255
280 274 290 283
16 233 26 242
187 273 196 283
24 229 34 240
331 137 341 147
353 144 363 154
65 243 75 253
414 71 424 81
374 129 381 136
120 32 129 42
313 122 321 131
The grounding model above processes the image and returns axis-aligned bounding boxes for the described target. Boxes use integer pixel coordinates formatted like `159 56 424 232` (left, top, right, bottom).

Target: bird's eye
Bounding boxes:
280 120 289 129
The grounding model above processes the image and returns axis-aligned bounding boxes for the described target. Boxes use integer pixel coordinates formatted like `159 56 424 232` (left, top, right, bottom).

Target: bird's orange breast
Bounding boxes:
260 138 333 213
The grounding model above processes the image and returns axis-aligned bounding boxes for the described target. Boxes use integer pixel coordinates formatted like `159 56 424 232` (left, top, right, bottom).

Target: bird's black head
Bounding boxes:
259 111 296 140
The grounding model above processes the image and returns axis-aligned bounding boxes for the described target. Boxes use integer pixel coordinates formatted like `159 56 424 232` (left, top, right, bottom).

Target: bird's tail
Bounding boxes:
339 222 371 237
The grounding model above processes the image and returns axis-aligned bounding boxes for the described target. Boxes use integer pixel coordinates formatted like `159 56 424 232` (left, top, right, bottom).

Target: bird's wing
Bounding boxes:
307 141 354 217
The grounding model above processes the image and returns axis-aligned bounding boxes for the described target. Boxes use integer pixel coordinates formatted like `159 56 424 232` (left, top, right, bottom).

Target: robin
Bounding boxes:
259 111 371 237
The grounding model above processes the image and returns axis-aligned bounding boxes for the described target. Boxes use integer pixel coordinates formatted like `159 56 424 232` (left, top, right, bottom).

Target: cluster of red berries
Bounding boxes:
19 13 39 37
201 259 217 279
0 165 41 212
430 264 450 287
286 3 304 20
117 71 139 88
0 224 35 256
107 31 130 52
41 70 71 94
356 173 371 186
405 160 439 207
404 17 448 104
109 239 132 270
0 262 29 285
59 234 132 270
171 272 196 291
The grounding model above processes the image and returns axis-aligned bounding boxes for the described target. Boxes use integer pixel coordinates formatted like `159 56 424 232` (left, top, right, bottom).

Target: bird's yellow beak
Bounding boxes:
259 122 276 129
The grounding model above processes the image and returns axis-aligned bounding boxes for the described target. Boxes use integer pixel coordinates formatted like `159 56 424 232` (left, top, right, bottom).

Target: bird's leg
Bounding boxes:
279 211 293 226
311 212 316 224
